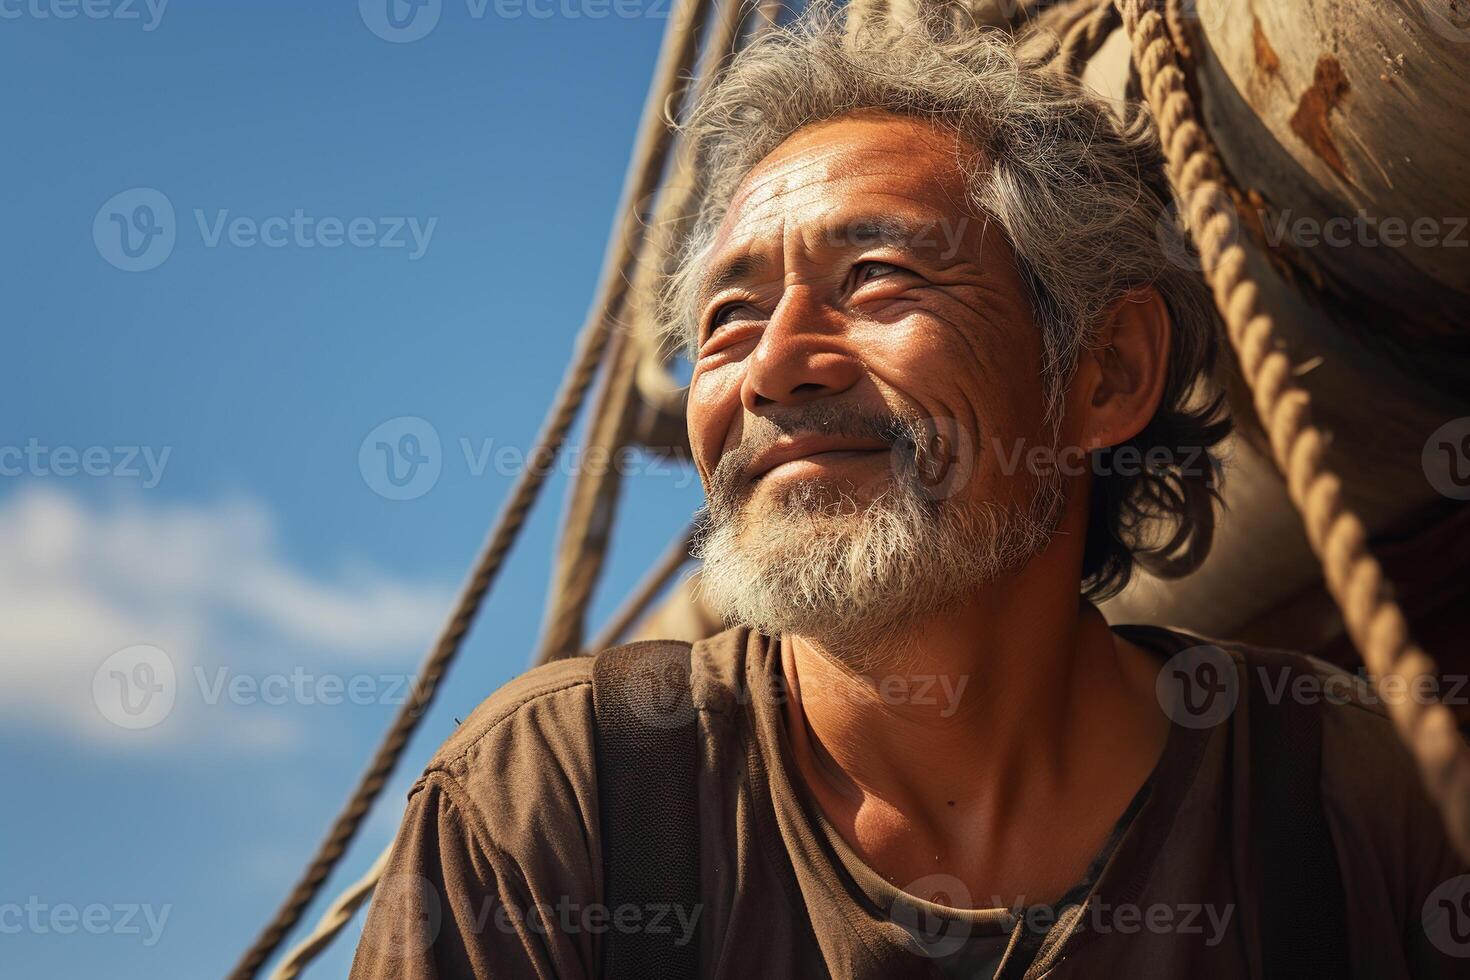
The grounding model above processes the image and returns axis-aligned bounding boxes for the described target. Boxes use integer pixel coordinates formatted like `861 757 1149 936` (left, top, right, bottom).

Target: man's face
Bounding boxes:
686 113 1064 652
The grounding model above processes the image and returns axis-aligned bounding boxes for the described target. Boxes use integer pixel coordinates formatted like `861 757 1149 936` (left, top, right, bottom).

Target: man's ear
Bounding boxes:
1076 287 1172 450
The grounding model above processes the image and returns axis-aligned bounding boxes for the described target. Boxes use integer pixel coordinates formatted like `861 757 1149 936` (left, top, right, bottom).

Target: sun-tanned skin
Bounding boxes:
685 113 1177 906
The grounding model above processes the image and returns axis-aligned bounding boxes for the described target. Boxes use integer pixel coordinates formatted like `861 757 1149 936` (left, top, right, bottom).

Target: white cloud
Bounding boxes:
0 487 451 748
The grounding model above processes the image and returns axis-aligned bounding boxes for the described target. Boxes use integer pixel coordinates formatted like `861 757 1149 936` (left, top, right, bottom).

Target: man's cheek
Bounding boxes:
687 370 742 482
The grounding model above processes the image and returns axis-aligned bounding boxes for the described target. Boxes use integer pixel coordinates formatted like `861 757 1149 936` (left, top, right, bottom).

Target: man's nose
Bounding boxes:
741 287 862 411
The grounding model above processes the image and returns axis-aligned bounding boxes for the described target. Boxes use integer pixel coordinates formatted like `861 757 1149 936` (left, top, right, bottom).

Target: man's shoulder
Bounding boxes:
1205 633 1404 742
1219 634 1468 903
400 655 601 867
1208 635 1413 794
1138 624 1458 876
1128 624 1424 796
417 625 755 802
426 654 597 781
1124 622 1392 721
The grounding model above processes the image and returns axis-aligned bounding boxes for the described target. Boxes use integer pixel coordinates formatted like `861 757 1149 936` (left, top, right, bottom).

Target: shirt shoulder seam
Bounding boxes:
411 767 519 871
430 676 593 778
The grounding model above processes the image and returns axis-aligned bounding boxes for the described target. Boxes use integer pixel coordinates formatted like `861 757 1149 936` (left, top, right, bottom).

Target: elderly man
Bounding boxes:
351 13 1465 980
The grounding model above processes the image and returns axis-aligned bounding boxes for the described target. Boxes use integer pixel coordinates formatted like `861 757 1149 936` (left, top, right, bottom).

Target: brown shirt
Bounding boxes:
350 625 1467 979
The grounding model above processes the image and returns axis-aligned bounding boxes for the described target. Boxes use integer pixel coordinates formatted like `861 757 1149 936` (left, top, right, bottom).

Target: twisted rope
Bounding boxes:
1116 0 1470 859
1053 0 1119 76
267 845 393 980
232 320 611 978
535 0 746 665
225 0 711 975
265 525 697 979
587 522 697 654
1162 0 1193 61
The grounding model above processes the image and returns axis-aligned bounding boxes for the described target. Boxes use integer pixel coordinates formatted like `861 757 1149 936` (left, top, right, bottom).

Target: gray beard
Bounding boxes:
693 435 1064 666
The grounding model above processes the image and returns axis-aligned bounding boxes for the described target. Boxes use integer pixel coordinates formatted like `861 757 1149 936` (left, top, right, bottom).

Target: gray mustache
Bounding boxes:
707 405 932 506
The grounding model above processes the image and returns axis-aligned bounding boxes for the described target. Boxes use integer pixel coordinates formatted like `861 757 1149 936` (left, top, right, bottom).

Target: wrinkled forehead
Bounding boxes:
712 113 980 256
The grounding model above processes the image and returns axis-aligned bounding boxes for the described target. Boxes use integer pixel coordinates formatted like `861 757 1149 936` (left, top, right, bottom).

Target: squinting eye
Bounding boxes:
709 302 761 331
855 261 903 284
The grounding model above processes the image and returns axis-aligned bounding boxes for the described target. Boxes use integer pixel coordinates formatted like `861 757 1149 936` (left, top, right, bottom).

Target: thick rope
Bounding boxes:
230 286 613 980
263 526 697 979
535 0 746 665
225 1 711 975
587 522 697 654
1162 0 1192 61
1053 0 1119 76
267 844 394 980
532 297 645 662
535 0 752 667
1116 0 1470 859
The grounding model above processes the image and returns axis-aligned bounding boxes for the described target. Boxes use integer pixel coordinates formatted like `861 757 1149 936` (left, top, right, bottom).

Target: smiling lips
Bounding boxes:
747 436 890 483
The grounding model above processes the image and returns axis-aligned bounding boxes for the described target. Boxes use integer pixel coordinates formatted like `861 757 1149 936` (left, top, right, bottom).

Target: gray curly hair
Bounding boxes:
659 4 1230 599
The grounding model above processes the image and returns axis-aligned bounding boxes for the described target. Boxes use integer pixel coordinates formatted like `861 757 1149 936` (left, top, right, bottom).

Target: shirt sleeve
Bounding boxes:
349 771 593 980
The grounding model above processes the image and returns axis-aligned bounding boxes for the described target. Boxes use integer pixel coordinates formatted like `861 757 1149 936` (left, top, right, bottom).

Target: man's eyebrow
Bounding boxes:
699 252 769 302
833 215 948 252
697 214 961 302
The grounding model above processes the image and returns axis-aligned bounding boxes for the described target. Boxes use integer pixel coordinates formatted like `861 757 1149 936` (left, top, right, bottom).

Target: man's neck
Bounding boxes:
780 563 1170 907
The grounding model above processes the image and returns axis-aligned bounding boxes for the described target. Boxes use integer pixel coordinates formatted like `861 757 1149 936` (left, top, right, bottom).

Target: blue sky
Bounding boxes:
1 3 707 976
